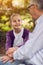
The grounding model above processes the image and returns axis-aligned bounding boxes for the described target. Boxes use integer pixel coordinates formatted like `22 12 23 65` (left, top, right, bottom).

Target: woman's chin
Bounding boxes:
14 27 21 29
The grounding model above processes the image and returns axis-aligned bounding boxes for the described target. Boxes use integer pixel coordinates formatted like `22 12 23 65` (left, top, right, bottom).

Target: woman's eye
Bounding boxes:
18 19 20 22
13 20 16 22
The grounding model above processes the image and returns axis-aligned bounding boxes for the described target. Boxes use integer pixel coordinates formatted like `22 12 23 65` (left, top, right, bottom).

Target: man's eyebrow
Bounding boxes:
27 4 34 9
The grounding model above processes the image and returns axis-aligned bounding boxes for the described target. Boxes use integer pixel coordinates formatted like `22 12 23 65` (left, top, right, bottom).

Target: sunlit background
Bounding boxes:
0 0 35 55
0 0 35 32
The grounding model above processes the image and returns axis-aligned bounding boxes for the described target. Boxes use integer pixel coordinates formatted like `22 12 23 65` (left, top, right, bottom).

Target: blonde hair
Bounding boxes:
10 13 21 22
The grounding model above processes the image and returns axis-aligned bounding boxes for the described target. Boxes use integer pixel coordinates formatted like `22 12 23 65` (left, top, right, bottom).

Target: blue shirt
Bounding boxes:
29 49 43 65
13 14 43 65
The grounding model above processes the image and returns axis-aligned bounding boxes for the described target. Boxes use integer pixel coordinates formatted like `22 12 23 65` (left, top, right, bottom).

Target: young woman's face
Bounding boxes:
11 15 22 30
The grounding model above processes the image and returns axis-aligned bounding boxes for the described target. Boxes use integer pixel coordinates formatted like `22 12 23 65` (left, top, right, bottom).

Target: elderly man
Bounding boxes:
0 0 43 65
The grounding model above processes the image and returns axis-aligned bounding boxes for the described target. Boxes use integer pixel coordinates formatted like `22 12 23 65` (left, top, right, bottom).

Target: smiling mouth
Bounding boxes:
15 25 20 26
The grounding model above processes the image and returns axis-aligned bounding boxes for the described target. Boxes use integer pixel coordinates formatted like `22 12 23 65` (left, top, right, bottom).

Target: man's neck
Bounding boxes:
36 11 43 20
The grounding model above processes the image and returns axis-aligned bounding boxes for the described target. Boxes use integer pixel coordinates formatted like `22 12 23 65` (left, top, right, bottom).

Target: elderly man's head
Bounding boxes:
28 0 43 20
29 0 43 9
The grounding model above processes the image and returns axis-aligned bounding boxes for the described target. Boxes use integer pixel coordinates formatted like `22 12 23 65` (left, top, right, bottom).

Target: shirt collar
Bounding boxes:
36 14 43 24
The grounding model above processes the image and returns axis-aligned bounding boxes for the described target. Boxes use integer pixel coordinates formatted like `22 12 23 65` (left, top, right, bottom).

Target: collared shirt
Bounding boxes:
29 49 43 65
13 14 43 65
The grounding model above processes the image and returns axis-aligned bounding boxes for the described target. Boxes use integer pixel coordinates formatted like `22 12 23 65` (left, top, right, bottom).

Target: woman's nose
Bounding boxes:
16 21 19 24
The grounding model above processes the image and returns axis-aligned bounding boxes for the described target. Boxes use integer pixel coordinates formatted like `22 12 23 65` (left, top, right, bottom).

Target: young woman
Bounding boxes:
1 14 29 63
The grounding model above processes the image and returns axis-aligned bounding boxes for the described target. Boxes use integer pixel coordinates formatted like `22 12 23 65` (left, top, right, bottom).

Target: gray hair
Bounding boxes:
30 0 43 9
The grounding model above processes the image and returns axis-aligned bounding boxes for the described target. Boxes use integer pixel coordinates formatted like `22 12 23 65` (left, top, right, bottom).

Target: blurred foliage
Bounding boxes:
1 15 9 21
0 0 36 55
0 0 35 32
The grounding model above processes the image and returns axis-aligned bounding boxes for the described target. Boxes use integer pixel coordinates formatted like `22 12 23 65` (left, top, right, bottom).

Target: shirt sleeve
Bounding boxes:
13 29 43 60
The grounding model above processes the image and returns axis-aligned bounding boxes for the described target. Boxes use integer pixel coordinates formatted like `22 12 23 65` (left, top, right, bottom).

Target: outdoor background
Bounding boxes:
0 0 35 55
